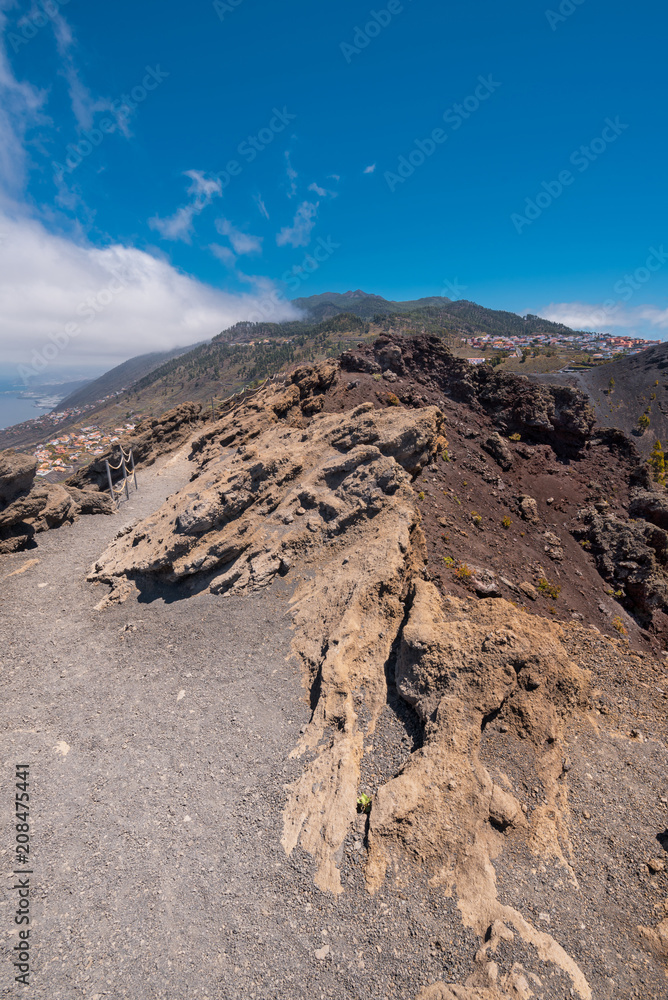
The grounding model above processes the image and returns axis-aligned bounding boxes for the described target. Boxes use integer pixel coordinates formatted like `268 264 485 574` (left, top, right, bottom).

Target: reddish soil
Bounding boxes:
319 339 668 658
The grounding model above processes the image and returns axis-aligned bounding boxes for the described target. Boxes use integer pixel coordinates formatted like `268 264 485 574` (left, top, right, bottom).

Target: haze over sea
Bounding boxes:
0 386 45 430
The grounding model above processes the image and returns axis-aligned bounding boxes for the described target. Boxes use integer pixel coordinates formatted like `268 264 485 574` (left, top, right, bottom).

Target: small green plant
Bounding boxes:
373 373 382 381
537 577 561 600
455 562 473 581
443 556 455 567
651 392 657 401
441 450 451 462
357 793 372 814
509 432 521 442
614 589 623 598
386 392 400 406
471 511 483 528
418 491 425 501
501 516 512 529
580 539 591 551
638 412 651 432
612 616 627 635
649 440 666 486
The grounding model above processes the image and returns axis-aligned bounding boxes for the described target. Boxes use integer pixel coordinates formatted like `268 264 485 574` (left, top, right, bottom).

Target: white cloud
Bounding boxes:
276 200 318 248
149 170 222 243
215 217 262 255
0 210 301 374
539 301 668 337
363 164 376 174
638 306 668 330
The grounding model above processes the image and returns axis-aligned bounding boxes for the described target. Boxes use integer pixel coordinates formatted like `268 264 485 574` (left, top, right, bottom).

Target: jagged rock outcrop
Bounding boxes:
342 335 596 449
572 507 668 620
628 488 668 531
0 448 113 554
482 433 513 471
89 392 444 602
368 581 593 1000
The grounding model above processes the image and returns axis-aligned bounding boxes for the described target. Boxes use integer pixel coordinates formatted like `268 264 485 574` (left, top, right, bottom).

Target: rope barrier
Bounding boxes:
105 446 139 511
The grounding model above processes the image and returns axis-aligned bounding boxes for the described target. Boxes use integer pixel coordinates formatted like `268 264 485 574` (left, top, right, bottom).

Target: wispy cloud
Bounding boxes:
540 301 668 336
308 180 338 199
149 170 222 243
254 193 270 220
215 217 263 255
209 243 237 267
0 4 47 196
285 151 298 198
49 8 133 138
276 200 319 248
363 163 376 174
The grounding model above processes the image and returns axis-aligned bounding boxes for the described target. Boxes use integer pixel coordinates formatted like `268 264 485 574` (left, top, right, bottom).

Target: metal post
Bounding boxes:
130 449 137 490
105 460 117 510
121 454 129 500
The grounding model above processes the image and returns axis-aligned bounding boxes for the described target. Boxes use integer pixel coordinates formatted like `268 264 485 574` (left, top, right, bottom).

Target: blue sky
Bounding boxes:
0 0 666 379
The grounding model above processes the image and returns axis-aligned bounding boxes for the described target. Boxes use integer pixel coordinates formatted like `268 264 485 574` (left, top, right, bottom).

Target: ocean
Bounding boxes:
0 390 48 430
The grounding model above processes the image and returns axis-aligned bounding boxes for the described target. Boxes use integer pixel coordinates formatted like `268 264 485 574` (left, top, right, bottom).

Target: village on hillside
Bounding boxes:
464 331 660 361
34 422 136 478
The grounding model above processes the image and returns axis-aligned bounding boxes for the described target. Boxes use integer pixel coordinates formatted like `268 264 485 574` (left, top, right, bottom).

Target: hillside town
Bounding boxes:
464 331 661 360
34 423 136 477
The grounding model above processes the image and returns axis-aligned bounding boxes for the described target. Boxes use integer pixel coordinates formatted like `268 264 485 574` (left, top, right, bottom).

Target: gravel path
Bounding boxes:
0 451 464 1000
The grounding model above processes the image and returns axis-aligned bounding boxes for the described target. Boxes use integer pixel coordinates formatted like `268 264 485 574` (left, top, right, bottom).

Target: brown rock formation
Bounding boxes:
0 448 114 554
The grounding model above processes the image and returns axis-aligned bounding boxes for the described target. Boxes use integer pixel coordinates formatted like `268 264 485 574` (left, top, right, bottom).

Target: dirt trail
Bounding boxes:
0 448 462 1000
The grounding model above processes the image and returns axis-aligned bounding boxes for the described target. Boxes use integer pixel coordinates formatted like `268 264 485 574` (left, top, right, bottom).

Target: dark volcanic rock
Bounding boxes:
572 507 668 620
342 335 596 450
482 432 513 471
628 489 668 531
